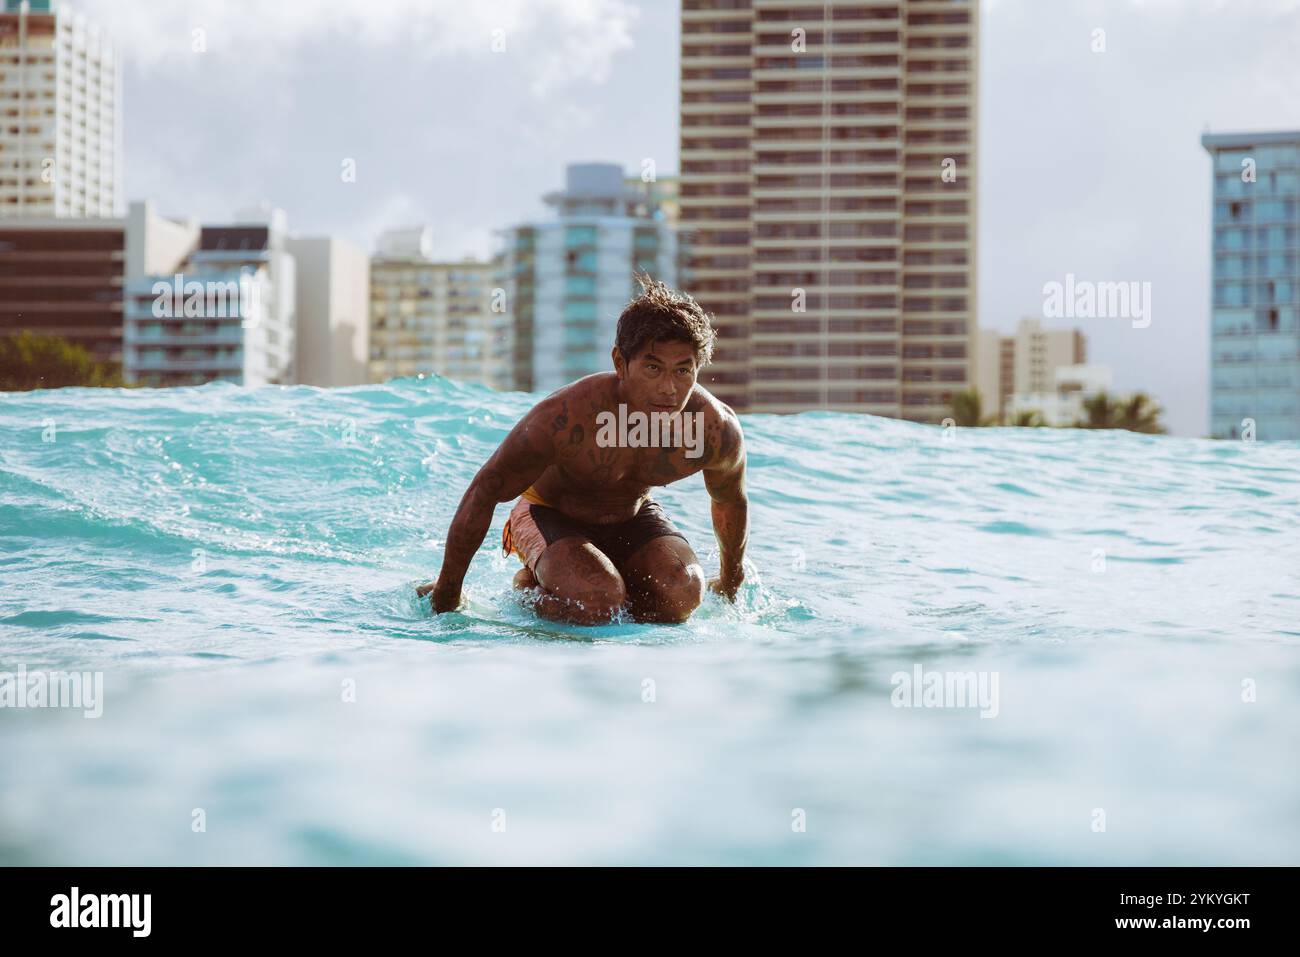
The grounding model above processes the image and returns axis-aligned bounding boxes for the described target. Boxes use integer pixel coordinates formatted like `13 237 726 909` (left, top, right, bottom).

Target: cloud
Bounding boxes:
75 0 637 96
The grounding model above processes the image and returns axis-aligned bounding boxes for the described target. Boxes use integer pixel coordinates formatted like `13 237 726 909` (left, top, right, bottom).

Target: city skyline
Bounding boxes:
22 0 1300 434
4 0 1300 882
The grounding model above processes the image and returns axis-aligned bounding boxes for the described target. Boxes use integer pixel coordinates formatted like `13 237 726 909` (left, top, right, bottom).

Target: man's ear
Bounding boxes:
611 346 626 380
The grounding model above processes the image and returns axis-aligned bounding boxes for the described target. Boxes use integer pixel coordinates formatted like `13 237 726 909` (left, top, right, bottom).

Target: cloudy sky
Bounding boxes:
78 0 1300 436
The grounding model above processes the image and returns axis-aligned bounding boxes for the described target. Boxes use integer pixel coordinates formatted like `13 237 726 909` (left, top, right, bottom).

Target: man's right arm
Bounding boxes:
417 403 557 612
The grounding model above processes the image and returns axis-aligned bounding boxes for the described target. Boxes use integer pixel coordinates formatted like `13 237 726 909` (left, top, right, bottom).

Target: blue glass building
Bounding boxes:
500 163 678 393
1202 131 1300 439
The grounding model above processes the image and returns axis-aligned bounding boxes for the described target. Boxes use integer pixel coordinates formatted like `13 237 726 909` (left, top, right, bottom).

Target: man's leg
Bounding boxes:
505 500 626 625
618 535 705 624
526 538 627 625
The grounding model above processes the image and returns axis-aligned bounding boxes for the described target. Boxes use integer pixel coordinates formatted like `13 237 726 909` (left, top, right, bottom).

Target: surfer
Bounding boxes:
418 277 748 625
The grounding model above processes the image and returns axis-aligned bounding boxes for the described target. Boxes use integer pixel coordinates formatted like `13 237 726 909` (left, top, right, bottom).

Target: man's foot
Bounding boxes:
512 567 538 590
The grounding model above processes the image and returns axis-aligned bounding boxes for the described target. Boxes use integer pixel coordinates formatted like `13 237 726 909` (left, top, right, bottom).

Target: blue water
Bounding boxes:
2 377 1298 865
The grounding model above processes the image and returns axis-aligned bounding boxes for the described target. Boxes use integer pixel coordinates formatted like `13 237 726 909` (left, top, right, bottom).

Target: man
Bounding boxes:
418 278 747 625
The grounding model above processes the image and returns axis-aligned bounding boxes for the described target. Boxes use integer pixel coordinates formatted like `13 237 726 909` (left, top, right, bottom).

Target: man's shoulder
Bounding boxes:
689 383 741 429
526 374 615 422
688 384 745 463
535 373 615 410
511 376 614 458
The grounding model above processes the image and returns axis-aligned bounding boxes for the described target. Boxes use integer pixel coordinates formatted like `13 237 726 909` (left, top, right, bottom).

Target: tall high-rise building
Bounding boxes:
368 226 508 389
1201 130 1300 440
501 162 678 393
680 0 978 419
0 0 121 217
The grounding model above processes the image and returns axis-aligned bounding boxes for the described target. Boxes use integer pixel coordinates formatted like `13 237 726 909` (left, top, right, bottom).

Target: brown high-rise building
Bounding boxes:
680 0 978 420
0 217 125 363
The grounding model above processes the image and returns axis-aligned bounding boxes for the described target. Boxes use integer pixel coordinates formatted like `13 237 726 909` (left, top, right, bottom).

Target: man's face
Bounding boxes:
613 339 699 415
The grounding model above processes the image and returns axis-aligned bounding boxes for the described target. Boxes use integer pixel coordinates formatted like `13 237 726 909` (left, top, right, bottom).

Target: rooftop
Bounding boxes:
1201 129 1300 150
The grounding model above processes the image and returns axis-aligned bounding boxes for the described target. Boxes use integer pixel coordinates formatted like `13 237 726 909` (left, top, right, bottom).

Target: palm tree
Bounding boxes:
1078 391 1119 429
1116 392 1167 434
1074 391 1166 434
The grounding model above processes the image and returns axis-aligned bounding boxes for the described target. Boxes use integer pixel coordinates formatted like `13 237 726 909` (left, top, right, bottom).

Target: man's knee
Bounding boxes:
565 573 627 621
536 541 627 623
654 562 704 603
630 546 705 622
660 571 705 621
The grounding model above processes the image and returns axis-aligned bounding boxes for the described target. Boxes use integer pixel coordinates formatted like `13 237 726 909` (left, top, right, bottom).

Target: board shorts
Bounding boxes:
501 488 690 572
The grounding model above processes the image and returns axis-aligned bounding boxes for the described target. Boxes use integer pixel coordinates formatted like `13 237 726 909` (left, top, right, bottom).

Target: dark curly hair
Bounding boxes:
614 274 716 368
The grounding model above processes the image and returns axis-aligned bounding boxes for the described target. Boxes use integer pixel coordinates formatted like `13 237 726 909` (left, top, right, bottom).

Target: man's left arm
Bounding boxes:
703 414 748 601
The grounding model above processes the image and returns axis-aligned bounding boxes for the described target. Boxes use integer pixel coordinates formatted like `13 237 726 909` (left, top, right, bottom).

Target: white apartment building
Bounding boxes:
123 204 297 387
974 317 1087 422
1007 362 1113 427
1010 317 1083 397
369 226 508 388
0 0 120 218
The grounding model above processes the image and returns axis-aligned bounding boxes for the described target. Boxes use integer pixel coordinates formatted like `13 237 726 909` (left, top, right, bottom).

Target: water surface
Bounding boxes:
1 378 1297 864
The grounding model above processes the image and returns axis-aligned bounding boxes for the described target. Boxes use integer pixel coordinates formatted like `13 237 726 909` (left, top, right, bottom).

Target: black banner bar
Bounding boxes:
0 866 1283 943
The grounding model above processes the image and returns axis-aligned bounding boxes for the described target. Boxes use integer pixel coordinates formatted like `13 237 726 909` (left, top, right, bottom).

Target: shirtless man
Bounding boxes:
417 278 748 625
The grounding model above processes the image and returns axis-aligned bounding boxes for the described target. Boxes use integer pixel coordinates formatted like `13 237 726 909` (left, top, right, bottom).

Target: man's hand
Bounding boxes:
708 572 743 602
417 577 462 614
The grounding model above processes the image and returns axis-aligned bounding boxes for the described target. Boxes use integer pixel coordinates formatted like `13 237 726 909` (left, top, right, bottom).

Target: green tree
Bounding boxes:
0 332 124 391
1079 391 1119 429
1074 391 1166 434
1010 409 1045 428
949 388 998 427
949 388 982 427
1115 391 1167 434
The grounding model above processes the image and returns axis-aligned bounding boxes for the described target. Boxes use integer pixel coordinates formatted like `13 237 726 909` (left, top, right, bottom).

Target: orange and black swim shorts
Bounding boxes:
501 490 689 572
